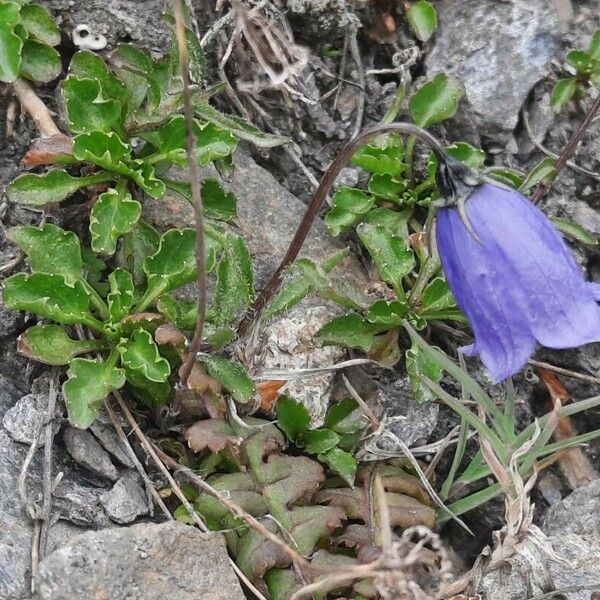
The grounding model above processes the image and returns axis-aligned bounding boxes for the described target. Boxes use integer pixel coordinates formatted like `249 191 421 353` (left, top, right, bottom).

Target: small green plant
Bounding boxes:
550 30 600 111
0 1 61 84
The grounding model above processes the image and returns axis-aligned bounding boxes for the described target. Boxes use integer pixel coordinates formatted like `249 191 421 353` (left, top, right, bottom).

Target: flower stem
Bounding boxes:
404 134 417 185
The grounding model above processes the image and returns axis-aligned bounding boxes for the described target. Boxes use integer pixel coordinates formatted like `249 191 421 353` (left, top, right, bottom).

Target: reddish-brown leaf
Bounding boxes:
23 134 73 167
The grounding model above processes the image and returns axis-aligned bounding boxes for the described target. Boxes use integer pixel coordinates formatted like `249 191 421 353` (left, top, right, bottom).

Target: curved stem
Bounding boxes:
238 123 448 336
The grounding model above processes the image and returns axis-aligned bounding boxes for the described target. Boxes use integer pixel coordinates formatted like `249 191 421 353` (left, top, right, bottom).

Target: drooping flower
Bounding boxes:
435 181 600 382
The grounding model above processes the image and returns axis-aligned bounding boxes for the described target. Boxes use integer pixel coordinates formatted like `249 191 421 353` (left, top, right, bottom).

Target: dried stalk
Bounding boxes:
11 78 61 138
172 0 207 389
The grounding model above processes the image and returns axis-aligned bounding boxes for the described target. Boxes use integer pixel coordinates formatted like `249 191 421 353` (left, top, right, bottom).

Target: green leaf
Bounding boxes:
3 272 98 327
366 299 408 327
261 276 312 322
419 277 457 314
566 49 591 73
211 235 253 327
352 142 405 176
119 220 160 286
325 187 374 236
139 228 197 309
551 217 598 246
304 428 341 454
405 0 437 42
6 169 111 206
107 268 135 322
201 356 255 403
590 31 600 60
550 77 578 112
19 3 60 45
325 398 367 435
362 207 411 237
17 324 104 365
165 14 206 82
201 178 238 222
72 131 131 173
357 222 415 296
19 39 61 82
446 142 486 168
195 100 287 148
316 313 380 352
0 2 23 83
519 157 557 192
125 367 171 406
90 188 141 255
368 174 406 200
318 447 358 485
63 76 123 133
118 328 171 383
405 341 443 403
157 295 197 331
410 73 462 128
276 396 310 440
484 167 523 189
63 357 126 428
8 223 83 283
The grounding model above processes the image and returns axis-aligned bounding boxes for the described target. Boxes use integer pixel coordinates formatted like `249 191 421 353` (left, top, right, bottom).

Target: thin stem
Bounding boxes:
238 123 448 336
404 134 417 185
12 78 61 138
173 0 207 389
380 71 406 125
532 93 600 204
82 281 109 320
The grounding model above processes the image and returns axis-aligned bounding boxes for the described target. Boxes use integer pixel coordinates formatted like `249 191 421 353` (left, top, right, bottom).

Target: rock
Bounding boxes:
35 522 246 600
90 419 135 468
40 0 169 51
52 478 110 528
426 0 560 139
100 472 149 524
257 305 346 423
478 533 600 600
3 391 60 446
542 479 600 537
63 428 119 481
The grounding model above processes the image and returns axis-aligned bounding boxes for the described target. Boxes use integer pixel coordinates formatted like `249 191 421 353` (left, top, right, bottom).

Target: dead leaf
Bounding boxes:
23 134 73 167
155 323 186 352
257 379 286 411
185 418 242 453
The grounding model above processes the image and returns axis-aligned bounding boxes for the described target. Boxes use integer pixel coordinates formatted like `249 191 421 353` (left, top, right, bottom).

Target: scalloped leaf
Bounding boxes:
201 178 238 222
107 268 134 323
419 277 457 314
90 188 141 255
20 39 61 82
19 3 60 45
357 222 415 296
304 428 340 454
72 131 131 173
139 228 197 309
0 2 23 83
63 76 123 133
324 187 374 236
63 358 126 428
17 324 103 365
211 235 253 327
318 447 358 485
118 328 170 383
6 169 111 206
120 220 160 286
201 355 255 404
406 340 443 404
129 160 166 199
8 223 83 283
410 73 462 128
316 314 381 352
276 396 310 441
3 272 96 326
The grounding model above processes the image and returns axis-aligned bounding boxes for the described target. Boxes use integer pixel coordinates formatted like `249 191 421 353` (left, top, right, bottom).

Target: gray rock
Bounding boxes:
426 0 560 138
3 391 60 446
100 472 149 524
52 478 110 528
90 419 135 468
478 533 600 600
542 479 600 537
35 522 246 600
63 428 119 481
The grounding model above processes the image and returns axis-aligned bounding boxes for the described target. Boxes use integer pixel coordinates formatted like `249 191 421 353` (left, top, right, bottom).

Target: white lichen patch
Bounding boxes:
72 24 107 51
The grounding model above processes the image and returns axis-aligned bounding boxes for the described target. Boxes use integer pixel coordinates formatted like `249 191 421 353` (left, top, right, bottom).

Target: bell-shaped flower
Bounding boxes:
436 182 600 382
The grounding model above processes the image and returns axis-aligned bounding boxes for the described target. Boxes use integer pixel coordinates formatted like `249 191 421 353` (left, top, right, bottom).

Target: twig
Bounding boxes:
200 8 234 48
11 78 61 138
255 358 385 381
111 390 209 533
103 398 172 519
348 24 365 140
528 359 600 386
173 0 208 389
523 109 600 182
0 252 23 274
38 374 59 558
332 27 350 112
342 373 380 429
532 94 600 203
154 444 312 571
238 122 447 335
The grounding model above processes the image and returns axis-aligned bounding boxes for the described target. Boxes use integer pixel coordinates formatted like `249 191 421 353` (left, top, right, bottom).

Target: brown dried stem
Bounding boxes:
11 78 61 138
173 0 207 389
532 93 600 204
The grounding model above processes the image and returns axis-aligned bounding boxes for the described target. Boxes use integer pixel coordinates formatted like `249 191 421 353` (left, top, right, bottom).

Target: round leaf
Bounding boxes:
19 3 60 46
410 73 462 128
406 0 437 42
0 2 23 83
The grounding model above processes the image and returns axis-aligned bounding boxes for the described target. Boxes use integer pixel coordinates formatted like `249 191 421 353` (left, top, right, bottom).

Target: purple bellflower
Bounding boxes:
433 158 600 383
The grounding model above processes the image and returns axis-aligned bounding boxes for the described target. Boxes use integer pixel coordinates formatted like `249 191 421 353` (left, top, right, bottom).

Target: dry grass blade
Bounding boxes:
11 78 61 138
172 0 207 390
